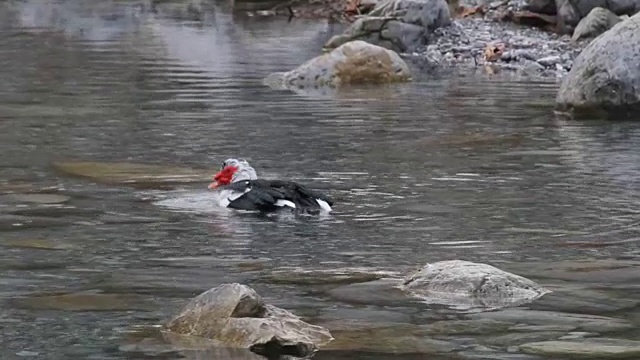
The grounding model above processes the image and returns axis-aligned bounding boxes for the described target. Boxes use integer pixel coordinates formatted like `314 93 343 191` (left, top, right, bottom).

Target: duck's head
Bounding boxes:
208 158 257 189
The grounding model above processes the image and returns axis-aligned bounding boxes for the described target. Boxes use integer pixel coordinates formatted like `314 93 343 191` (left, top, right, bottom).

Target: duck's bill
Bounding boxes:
208 182 220 190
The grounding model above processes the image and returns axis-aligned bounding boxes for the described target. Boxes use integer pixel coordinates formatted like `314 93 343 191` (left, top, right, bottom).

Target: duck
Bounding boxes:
208 158 333 213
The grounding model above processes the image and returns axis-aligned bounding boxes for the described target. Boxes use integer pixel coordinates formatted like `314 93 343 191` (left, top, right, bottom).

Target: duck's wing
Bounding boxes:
260 180 334 210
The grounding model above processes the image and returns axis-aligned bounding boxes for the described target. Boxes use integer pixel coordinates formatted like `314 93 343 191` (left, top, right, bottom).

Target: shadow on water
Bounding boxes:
1 0 640 359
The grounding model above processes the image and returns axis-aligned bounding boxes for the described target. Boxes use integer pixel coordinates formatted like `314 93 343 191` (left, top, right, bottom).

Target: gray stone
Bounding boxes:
368 0 451 29
400 260 550 311
325 0 450 52
163 284 333 357
470 310 634 333
536 55 561 66
557 12 640 116
572 7 622 41
555 0 640 33
266 41 411 89
519 338 640 358
481 332 567 347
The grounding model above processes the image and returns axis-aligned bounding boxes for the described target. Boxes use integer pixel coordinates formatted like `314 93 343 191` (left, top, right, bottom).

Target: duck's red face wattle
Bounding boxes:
208 165 238 189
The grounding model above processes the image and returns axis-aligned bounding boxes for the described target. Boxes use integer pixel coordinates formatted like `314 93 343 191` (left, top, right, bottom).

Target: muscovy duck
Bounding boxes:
208 158 333 213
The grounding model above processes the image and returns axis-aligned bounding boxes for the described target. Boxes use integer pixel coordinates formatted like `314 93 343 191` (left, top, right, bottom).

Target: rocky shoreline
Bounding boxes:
252 0 634 79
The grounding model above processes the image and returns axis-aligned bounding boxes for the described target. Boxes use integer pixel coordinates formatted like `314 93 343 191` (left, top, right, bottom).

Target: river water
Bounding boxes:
1 1 639 359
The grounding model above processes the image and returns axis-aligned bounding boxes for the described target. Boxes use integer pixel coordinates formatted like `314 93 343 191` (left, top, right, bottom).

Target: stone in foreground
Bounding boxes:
266 41 410 89
163 283 333 357
400 260 550 311
519 338 640 359
571 7 621 42
325 0 450 52
556 12 640 117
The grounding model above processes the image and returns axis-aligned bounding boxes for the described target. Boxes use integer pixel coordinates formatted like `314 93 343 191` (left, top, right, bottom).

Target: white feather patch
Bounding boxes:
274 199 296 208
316 199 332 212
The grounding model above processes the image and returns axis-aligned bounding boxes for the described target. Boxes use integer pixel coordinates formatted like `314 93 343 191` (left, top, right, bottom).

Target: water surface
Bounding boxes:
1 1 640 359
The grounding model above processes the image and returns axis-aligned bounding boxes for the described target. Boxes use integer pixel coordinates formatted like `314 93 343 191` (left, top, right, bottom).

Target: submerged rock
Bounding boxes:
519 338 640 358
266 40 411 89
325 0 451 52
53 161 211 188
163 283 333 357
470 309 634 333
400 260 550 311
1 238 73 250
556 12 640 117
571 7 621 42
5 193 70 204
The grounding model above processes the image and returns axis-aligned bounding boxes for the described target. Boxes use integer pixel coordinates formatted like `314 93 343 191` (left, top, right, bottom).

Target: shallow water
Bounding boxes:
1 0 640 359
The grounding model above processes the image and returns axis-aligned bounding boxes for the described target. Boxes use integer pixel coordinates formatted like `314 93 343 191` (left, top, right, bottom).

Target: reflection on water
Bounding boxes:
1 0 640 359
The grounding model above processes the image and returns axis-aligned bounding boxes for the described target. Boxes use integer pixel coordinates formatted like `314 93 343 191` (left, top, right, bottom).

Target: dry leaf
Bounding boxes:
484 43 505 62
458 5 485 18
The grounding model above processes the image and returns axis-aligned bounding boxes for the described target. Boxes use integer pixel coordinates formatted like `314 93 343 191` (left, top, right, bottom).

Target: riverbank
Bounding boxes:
244 0 590 78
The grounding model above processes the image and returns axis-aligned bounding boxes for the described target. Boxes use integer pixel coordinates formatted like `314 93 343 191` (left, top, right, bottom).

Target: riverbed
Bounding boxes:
1 1 639 359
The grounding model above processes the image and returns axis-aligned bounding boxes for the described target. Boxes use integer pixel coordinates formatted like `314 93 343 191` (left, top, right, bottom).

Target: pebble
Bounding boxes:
419 14 586 78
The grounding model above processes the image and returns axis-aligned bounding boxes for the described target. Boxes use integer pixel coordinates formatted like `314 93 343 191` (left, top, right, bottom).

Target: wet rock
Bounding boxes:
13 291 153 311
53 161 211 189
325 0 451 52
260 268 388 286
571 7 621 42
1 238 73 250
555 0 640 33
519 338 640 358
400 260 550 311
557 12 640 116
266 41 411 88
470 309 634 333
163 283 333 357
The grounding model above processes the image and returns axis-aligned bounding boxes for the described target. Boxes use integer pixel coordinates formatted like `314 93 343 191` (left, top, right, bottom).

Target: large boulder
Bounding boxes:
525 0 639 33
556 12 640 116
265 40 411 89
571 7 622 41
163 283 333 357
399 260 550 311
324 0 451 53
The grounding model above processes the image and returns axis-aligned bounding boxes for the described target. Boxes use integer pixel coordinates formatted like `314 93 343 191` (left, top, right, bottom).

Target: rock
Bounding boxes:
400 260 550 311
519 338 640 358
557 12 640 116
324 0 450 52
555 0 640 33
53 161 211 189
13 291 154 311
267 41 411 89
536 55 561 67
163 283 333 357
571 7 621 42
470 309 634 333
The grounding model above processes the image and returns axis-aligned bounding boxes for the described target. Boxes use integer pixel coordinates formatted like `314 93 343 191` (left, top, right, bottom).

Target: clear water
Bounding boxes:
1 1 639 359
